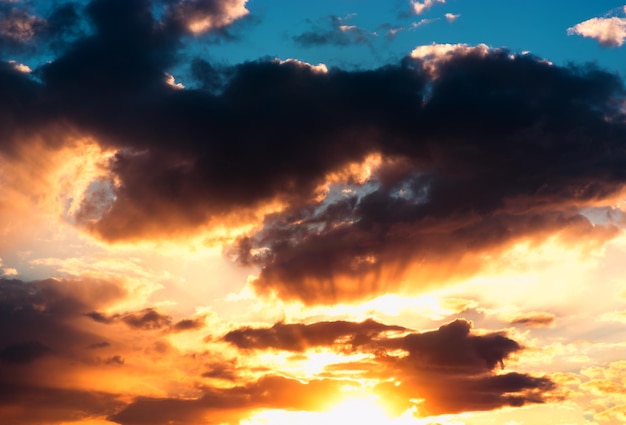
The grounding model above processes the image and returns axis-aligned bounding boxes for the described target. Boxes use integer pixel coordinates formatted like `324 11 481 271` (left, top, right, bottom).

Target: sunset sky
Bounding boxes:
1 1 626 424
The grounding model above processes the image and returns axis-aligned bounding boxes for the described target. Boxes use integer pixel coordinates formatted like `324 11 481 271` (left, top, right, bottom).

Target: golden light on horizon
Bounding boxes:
242 391 416 425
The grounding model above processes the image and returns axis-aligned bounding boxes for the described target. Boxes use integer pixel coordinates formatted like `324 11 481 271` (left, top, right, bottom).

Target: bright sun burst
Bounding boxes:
241 395 388 425
242 391 426 425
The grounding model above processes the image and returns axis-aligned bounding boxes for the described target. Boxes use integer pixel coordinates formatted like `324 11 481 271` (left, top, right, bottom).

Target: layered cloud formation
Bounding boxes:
1 0 626 424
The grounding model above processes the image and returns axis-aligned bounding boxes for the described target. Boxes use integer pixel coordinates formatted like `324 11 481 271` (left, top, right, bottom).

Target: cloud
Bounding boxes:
224 318 557 416
510 312 556 328
230 49 626 304
223 318 407 351
410 42 491 76
293 15 372 47
109 375 346 425
0 279 558 421
578 361 626 423
0 2 83 53
376 18 439 40
0 386 123 425
86 307 205 332
445 12 460 23
0 340 54 364
567 14 626 47
0 277 127 422
164 0 249 34
409 0 445 15
0 5 45 42
1 1 625 311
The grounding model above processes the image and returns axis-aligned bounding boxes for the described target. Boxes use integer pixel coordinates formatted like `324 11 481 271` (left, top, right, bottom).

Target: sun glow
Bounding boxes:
242 390 432 425
242 394 391 425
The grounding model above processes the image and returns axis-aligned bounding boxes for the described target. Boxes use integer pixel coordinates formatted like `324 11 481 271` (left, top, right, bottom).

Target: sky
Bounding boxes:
1 0 626 424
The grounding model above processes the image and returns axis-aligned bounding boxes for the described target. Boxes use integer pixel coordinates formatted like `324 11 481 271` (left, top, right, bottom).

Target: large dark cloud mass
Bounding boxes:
1 1 625 304
1 1 621 423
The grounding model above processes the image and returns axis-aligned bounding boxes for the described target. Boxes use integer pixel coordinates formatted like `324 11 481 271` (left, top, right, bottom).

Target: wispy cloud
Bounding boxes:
293 15 372 47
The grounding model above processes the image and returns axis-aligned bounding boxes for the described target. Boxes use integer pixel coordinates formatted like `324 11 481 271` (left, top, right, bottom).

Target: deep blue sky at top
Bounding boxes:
203 0 625 74
9 0 626 82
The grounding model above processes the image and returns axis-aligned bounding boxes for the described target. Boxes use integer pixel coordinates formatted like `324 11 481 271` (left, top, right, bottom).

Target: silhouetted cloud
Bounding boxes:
86 308 204 332
231 50 626 304
224 318 407 351
109 375 346 425
510 312 555 328
224 318 557 416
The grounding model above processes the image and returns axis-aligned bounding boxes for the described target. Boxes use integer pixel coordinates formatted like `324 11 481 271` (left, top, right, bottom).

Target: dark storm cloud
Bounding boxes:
1 0 626 305
293 15 372 47
223 318 407 351
232 53 626 304
75 59 425 240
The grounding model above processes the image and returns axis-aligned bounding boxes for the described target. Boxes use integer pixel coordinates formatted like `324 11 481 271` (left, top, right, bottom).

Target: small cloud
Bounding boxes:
85 308 173 330
510 312 556 328
86 341 111 350
567 15 626 47
170 317 205 332
380 18 438 39
445 13 460 23
7 60 30 72
293 15 372 47
164 72 184 89
166 0 250 34
410 0 445 15
2 267 18 276
412 18 438 28
105 355 125 366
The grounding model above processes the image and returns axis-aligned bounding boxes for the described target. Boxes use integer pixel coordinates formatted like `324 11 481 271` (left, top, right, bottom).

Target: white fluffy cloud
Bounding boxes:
410 0 445 15
567 16 626 47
